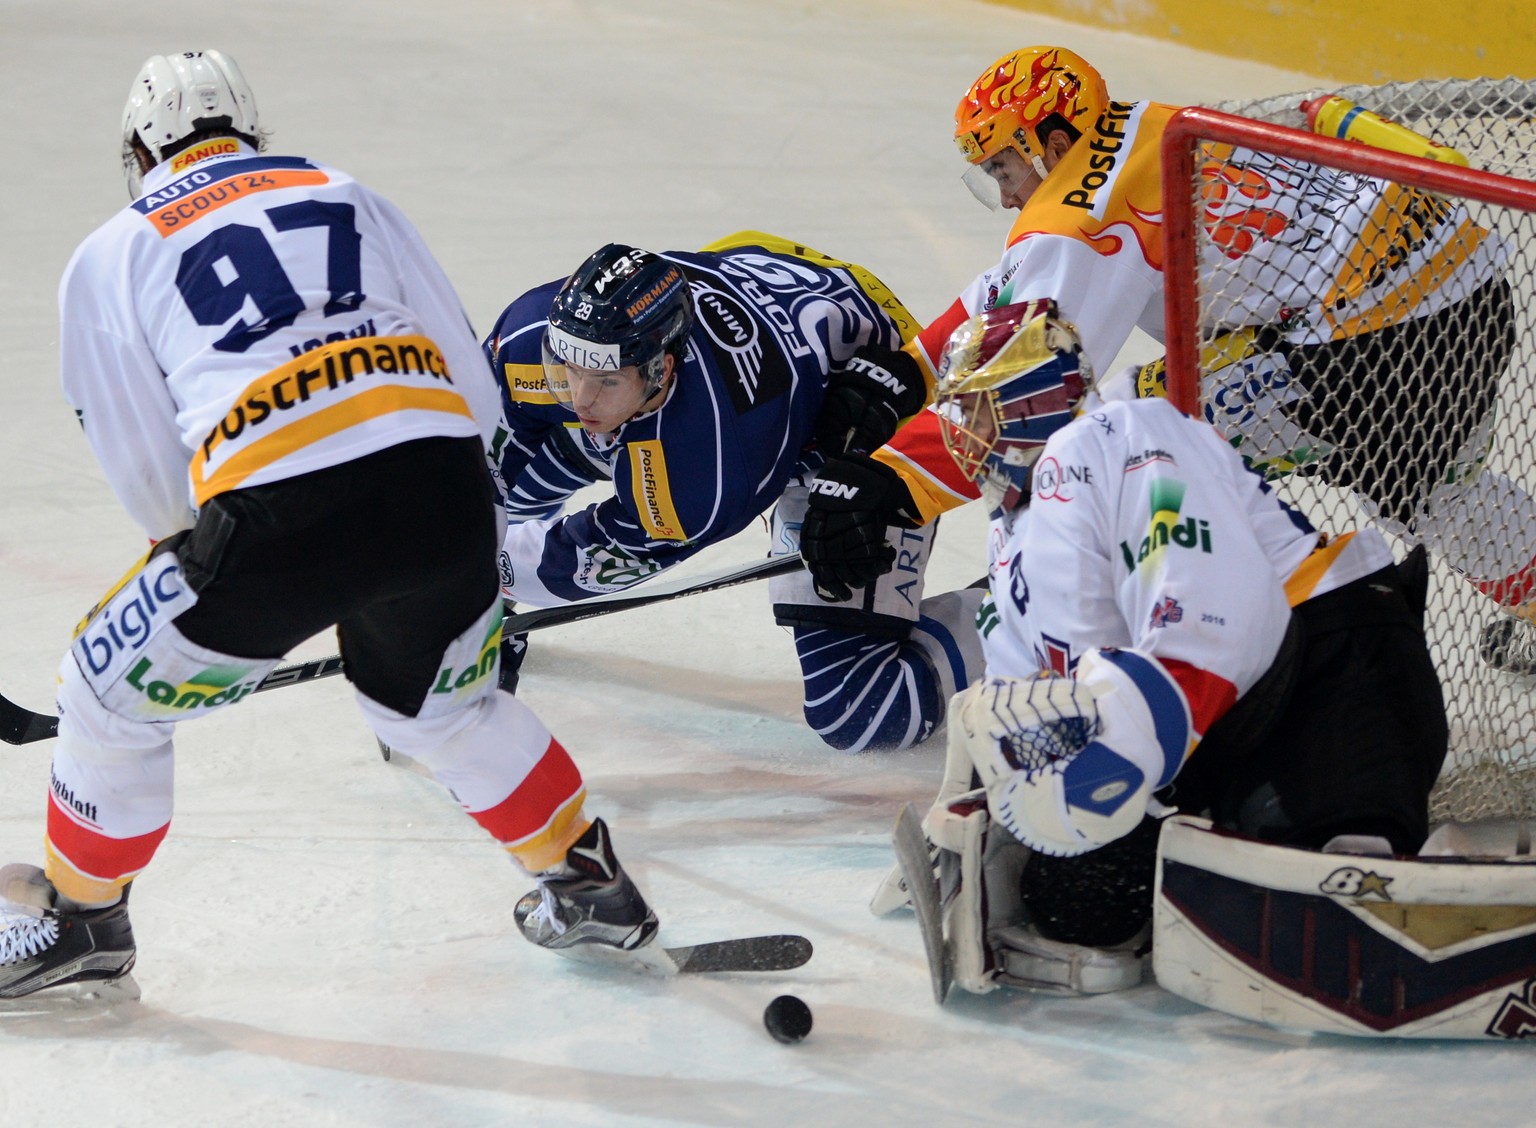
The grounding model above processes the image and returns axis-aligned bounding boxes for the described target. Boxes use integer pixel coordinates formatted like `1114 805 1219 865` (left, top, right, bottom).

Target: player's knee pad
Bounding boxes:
769 476 937 637
66 545 279 727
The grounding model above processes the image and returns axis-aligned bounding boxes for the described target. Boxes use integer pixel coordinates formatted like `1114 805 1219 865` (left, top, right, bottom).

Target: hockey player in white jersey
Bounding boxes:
802 45 1536 676
898 298 1446 996
0 50 657 1001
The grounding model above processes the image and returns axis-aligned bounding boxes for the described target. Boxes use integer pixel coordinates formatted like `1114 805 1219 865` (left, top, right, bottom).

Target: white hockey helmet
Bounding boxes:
121 50 260 198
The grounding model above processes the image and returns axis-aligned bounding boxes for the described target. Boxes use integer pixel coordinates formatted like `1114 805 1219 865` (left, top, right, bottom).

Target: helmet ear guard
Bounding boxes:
934 299 1090 514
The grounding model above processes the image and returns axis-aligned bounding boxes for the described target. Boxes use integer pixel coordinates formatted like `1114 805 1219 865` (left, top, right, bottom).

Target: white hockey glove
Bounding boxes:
957 649 1190 858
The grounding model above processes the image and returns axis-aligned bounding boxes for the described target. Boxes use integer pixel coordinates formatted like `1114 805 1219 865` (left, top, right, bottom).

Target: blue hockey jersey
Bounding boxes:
484 234 916 606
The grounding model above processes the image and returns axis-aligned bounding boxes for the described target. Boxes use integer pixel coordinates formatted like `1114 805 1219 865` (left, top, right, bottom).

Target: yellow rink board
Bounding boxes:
982 0 1535 83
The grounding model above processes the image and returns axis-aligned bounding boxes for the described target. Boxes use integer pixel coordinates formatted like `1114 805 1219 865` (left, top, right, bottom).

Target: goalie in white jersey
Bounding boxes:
899 298 1447 996
0 51 659 1002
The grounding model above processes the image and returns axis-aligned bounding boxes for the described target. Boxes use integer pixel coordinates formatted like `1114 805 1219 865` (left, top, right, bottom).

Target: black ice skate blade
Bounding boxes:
0 973 140 1015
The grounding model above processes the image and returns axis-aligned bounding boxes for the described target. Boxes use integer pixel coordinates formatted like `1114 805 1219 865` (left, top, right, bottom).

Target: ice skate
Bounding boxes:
0 864 138 1005
1480 614 1536 675
513 819 659 962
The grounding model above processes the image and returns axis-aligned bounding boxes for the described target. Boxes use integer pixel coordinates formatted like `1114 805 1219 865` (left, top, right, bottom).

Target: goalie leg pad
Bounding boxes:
922 788 1148 996
924 790 1029 996
1154 814 1536 1039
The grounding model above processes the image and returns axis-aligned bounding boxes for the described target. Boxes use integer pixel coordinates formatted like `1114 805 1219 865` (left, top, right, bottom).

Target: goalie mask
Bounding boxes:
121 50 261 199
934 299 1089 516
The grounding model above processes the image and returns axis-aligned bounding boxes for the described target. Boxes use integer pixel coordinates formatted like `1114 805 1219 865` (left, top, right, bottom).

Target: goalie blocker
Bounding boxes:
1154 815 1536 1040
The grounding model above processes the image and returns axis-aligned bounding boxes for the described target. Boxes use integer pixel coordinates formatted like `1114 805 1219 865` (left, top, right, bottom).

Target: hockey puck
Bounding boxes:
763 994 813 1043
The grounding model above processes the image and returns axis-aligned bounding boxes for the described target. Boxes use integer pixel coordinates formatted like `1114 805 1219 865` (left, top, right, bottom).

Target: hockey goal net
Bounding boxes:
1161 79 1536 825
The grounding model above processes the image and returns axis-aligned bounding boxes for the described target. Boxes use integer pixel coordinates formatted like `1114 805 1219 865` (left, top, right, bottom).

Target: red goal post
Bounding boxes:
1159 96 1536 826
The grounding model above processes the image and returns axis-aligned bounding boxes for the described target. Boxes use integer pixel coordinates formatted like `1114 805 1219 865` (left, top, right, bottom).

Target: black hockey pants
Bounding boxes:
170 435 500 716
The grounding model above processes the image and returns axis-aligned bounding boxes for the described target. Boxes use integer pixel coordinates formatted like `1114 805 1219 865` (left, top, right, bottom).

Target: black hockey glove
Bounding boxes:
801 453 923 602
813 346 928 456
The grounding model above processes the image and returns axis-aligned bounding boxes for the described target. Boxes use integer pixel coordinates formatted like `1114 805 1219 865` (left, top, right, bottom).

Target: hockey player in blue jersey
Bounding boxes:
484 232 986 751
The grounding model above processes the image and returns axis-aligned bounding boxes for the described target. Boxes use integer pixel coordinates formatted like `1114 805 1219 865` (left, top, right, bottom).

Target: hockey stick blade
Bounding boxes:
893 802 952 1005
0 554 802 746
666 933 813 975
0 693 60 746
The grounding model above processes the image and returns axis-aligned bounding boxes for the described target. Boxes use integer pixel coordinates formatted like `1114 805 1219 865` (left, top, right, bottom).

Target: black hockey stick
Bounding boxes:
0 553 802 746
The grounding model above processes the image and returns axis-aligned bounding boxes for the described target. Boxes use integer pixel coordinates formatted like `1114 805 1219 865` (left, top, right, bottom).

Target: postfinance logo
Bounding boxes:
125 659 262 712
629 439 686 541
1119 478 1211 574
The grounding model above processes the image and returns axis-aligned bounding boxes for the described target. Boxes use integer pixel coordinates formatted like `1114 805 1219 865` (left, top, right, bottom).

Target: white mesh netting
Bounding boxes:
1179 79 1536 824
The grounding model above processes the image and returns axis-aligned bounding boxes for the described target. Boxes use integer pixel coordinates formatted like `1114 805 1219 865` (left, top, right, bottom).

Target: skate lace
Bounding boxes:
528 885 571 938
0 909 58 967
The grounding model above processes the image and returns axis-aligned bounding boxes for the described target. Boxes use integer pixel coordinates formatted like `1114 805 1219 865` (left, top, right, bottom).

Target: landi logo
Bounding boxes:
124 659 262 712
431 617 502 696
1119 477 1212 573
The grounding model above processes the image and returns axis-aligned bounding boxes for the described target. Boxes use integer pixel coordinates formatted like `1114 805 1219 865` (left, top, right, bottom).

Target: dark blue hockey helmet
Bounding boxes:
542 244 694 407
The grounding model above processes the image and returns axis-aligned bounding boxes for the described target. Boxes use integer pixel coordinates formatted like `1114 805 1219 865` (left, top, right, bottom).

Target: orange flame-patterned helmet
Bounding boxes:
954 47 1109 166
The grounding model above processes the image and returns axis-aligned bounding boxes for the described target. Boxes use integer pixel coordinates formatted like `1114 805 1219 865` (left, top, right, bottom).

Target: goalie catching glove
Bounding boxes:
957 648 1190 858
800 453 924 602
812 345 928 456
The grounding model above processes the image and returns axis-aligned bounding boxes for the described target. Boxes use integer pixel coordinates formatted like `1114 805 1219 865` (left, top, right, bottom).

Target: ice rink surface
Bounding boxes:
1 1 1532 1124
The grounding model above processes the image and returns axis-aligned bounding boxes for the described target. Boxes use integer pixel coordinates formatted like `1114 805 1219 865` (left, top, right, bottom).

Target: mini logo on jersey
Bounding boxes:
124 658 263 712
1149 596 1183 629
431 617 502 696
50 771 99 826
169 137 240 172
1033 633 1074 677
1319 866 1394 901
136 157 329 236
692 281 794 414
629 440 687 541
975 594 1001 638
574 544 663 591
